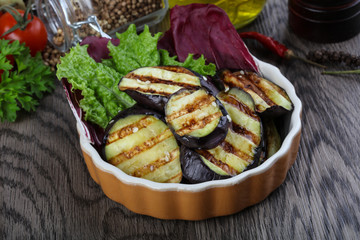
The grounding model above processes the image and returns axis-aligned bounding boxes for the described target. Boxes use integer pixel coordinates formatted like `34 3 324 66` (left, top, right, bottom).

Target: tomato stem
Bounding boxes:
0 0 34 37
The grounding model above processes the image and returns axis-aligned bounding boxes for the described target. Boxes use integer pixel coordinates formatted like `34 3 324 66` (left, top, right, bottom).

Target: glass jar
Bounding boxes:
288 0 360 42
35 0 169 52
168 0 267 29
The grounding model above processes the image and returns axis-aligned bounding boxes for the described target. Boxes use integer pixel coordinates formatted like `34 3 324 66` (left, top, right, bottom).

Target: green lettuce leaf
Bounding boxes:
159 49 216 76
108 24 216 77
56 44 136 128
108 24 163 75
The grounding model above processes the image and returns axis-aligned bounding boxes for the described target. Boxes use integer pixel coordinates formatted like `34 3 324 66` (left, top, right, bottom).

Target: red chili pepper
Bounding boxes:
239 31 289 58
239 31 326 68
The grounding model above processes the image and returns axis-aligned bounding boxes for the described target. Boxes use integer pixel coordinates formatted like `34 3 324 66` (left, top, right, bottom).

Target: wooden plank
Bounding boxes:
1 0 360 238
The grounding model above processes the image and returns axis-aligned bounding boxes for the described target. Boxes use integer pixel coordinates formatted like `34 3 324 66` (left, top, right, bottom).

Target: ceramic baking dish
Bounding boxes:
75 57 302 220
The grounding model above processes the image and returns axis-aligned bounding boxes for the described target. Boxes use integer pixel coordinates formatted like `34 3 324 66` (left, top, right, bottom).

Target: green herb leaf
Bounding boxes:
56 44 136 128
0 39 55 122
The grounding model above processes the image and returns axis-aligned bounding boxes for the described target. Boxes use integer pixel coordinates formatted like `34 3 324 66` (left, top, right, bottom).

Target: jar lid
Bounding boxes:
301 0 354 7
289 0 360 42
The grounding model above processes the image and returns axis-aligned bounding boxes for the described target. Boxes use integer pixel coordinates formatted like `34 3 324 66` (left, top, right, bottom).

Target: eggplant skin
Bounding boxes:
180 145 230 183
212 70 226 92
258 117 282 165
124 89 168 112
199 75 221 96
244 133 264 170
165 88 230 149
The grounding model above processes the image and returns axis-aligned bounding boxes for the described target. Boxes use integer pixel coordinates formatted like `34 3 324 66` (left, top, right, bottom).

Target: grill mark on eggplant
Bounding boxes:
123 86 172 96
218 93 259 120
197 149 239 176
153 66 196 75
123 86 171 96
222 70 276 107
125 72 200 89
108 129 174 165
132 148 179 178
231 123 261 146
244 71 290 101
220 139 253 162
176 112 223 136
106 116 153 144
166 94 215 121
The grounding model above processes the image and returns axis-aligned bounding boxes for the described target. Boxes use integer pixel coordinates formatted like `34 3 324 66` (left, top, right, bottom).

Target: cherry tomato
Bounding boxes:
0 10 47 56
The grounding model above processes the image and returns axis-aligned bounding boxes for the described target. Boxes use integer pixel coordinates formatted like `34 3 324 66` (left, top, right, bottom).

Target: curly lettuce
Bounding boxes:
56 44 136 128
108 24 216 76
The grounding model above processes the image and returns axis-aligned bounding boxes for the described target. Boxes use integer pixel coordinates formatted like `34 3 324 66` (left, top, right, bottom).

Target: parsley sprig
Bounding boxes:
0 39 55 122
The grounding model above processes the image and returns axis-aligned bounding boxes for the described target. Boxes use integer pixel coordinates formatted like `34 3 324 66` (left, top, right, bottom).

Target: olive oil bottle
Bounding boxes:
168 0 267 29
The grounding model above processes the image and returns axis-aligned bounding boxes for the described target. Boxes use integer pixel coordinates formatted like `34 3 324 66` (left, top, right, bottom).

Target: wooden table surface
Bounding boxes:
1 0 360 239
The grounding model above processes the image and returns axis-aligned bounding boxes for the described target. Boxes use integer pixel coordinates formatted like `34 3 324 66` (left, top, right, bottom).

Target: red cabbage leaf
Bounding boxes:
158 3 259 72
80 36 120 62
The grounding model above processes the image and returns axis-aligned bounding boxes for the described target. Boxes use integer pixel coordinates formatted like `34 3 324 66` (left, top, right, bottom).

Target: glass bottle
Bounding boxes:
35 0 169 52
35 0 100 52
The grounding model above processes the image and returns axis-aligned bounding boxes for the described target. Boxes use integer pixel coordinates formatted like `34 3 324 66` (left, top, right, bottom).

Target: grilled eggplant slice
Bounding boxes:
181 126 261 182
165 88 229 149
118 66 204 112
258 117 282 165
180 145 230 183
102 105 182 183
178 88 262 182
218 69 293 115
188 88 263 177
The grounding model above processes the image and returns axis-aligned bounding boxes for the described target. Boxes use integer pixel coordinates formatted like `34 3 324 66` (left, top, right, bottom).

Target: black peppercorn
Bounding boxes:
306 50 360 68
42 0 164 71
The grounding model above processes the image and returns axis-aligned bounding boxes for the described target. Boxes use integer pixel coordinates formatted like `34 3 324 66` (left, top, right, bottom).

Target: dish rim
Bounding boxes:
77 57 302 192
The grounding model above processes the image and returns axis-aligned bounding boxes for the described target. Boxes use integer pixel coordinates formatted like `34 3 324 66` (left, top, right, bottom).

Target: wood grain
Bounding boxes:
1 0 360 239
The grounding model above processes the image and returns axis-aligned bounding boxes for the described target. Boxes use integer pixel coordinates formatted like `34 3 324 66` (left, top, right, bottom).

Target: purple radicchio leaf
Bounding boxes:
158 4 259 72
